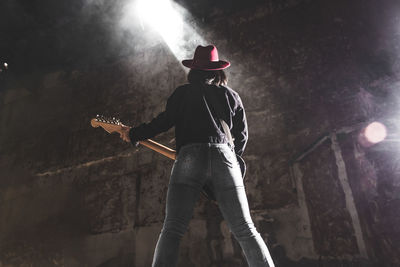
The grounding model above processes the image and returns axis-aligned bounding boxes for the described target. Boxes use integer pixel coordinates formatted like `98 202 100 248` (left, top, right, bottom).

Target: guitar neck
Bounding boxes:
139 139 176 160
90 117 176 160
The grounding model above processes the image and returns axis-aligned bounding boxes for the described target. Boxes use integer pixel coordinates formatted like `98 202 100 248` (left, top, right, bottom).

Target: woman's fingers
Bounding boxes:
120 131 130 142
118 126 132 142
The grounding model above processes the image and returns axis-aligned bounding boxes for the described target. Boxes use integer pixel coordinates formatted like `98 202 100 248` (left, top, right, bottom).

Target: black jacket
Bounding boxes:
129 83 248 156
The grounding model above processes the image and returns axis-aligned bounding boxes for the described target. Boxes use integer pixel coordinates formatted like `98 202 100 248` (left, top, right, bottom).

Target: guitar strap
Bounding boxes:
219 119 235 150
201 85 235 151
201 84 247 201
200 84 227 201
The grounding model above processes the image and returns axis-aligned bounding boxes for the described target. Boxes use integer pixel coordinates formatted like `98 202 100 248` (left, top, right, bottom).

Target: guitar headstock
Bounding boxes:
91 115 124 134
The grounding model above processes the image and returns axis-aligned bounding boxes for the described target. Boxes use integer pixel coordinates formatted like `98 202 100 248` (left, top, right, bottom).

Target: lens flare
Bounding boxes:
365 122 387 143
359 121 387 147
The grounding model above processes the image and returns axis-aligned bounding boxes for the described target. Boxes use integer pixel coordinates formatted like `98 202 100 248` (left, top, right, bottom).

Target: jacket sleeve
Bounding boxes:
231 96 248 156
129 89 178 144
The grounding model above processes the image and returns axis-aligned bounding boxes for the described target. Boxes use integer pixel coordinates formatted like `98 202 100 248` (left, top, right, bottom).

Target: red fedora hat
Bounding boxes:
182 45 230 70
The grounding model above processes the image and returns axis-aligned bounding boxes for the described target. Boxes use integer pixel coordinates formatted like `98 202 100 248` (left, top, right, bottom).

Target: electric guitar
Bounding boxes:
90 115 176 160
90 115 246 200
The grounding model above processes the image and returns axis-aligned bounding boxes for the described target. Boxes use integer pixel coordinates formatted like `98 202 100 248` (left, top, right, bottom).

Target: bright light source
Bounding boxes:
121 0 206 64
136 0 183 48
136 0 187 60
364 122 387 144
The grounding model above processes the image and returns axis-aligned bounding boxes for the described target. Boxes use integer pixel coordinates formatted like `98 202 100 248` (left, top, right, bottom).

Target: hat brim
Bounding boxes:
182 59 230 70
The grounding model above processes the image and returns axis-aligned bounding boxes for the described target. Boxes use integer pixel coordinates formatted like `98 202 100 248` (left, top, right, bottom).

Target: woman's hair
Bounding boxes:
187 69 228 86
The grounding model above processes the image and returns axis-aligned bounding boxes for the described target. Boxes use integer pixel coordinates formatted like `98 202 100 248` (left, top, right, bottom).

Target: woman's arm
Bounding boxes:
231 96 248 156
127 88 180 145
128 110 174 143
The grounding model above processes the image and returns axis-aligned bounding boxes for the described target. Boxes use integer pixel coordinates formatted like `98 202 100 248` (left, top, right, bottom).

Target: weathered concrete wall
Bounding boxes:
1 0 400 266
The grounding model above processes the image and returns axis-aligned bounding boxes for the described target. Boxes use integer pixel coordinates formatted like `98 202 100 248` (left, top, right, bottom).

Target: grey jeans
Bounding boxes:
152 143 274 267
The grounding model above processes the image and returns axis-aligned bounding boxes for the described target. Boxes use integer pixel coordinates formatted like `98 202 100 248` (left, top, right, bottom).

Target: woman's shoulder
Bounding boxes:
174 83 191 91
219 85 241 101
174 83 240 100
169 84 191 97
217 85 244 111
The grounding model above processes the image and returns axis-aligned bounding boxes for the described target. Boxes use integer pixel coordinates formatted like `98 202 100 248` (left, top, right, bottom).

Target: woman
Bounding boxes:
120 45 274 267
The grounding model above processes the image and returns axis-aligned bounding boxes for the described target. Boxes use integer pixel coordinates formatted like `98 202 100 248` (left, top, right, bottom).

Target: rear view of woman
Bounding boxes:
120 45 274 267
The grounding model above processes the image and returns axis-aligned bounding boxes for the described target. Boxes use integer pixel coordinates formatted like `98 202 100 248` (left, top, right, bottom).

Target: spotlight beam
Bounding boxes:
121 0 206 67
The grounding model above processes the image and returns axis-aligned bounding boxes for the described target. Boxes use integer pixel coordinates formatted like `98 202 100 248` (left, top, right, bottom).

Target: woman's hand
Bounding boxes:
119 125 132 143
